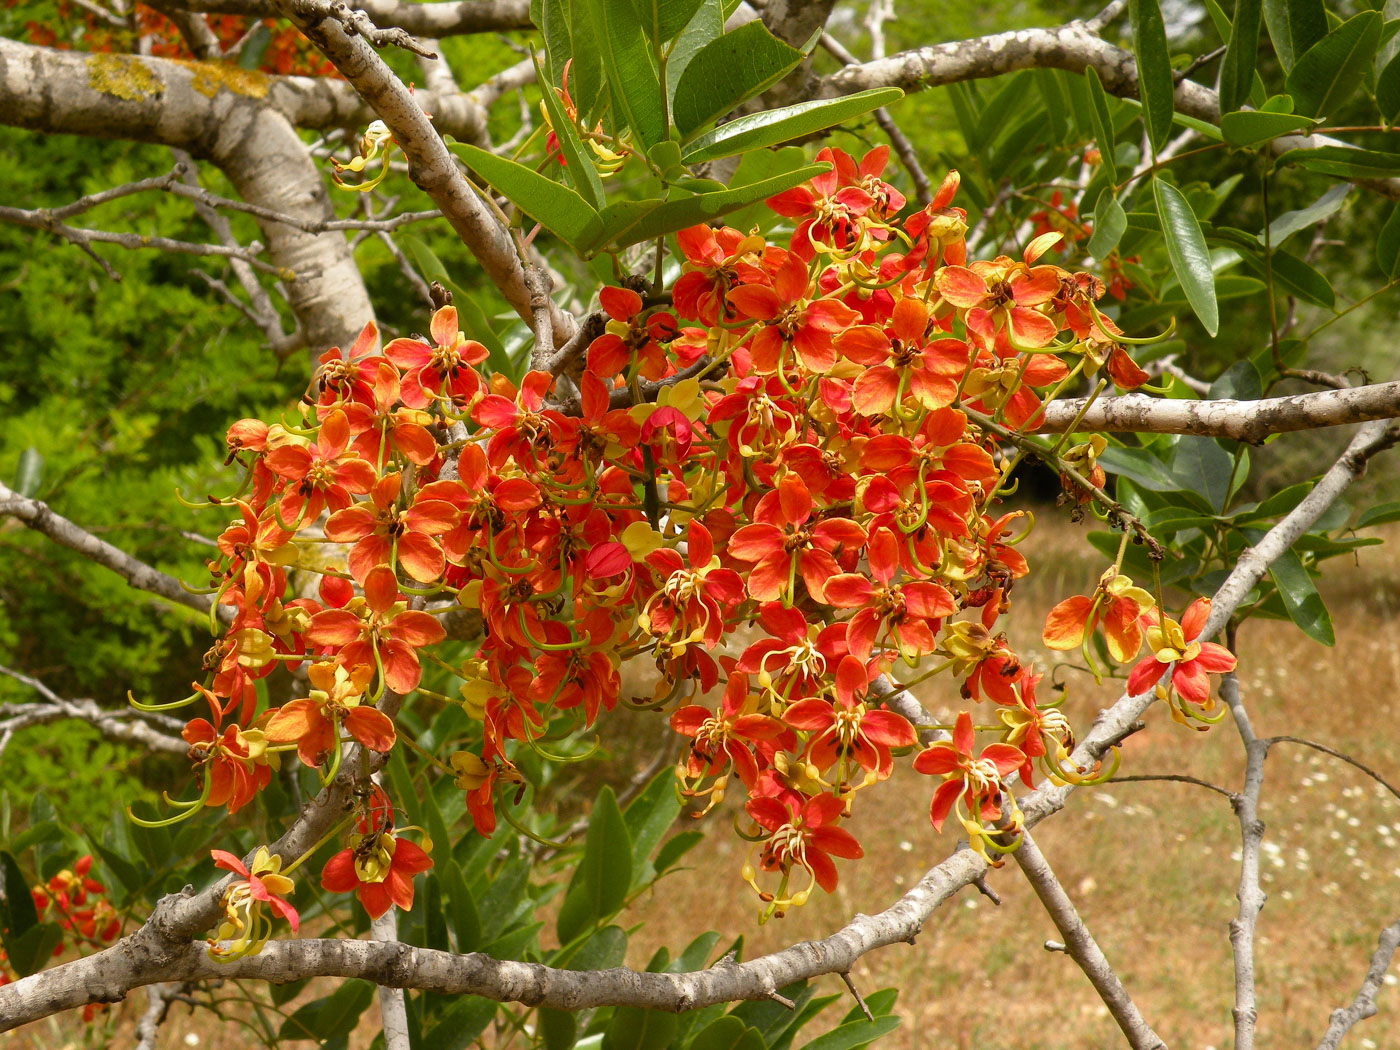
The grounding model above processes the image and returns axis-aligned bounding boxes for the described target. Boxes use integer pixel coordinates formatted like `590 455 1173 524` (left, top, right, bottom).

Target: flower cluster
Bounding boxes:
145 144 1236 928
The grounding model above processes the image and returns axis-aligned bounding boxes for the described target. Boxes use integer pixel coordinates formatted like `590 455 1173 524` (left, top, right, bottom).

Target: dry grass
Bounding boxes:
9 520 1400 1050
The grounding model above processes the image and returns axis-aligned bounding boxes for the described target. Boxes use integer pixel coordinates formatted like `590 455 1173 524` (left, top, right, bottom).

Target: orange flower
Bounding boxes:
1127 598 1236 705
321 828 433 919
264 662 395 768
1043 569 1155 663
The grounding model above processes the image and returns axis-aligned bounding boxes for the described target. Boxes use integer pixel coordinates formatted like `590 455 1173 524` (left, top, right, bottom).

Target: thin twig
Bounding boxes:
1315 917 1400 1049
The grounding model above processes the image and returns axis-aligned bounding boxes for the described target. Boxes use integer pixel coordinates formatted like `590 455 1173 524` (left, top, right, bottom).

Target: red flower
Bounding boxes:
934 233 1065 351
671 673 789 804
311 320 381 406
727 475 866 604
913 711 1024 832
745 792 863 902
1127 598 1236 705
384 305 489 409
782 655 916 781
264 409 378 526
304 567 445 694
586 286 678 381
264 662 395 768
727 251 860 375
324 471 458 584
321 828 433 919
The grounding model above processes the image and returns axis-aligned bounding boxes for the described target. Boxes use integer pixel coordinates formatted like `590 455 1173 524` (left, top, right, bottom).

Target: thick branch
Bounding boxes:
1222 673 1267 1050
821 20 1400 201
274 0 575 346
1037 382 1400 441
163 0 531 37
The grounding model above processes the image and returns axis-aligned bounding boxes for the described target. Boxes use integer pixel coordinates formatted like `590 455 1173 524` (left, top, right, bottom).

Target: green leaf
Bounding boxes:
1084 67 1118 185
1220 0 1263 115
555 785 632 944
623 769 682 877
1275 144 1400 179
593 163 828 252
689 1017 766 1050
1236 248 1334 308
1377 205 1400 278
796 1015 901 1050
422 997 497 1050
673 21 805 139
1087 191 1127 258
1262 182 1349 244
1171 436 1235 513
1131 0 1174 152
666 0 723 106
681 88 902 163
540 1009 578 1050
439 858 481 954
1378 49 1400 122
13 447 42 498
631 0 706 44
653 829 703 873
534 52 605 210
1268 549 1334 645
3 923 63 978
1098 445 1183 492
0 851 39 941
453 144 603 252
537 0 608 122
279 979 375 1042
1153 178 1219 336
583 0 666 146
1358 500 1400 527
603 1007 680 1050
1285 12 1382 119
1264 0 1328 71
1220 109 1317 147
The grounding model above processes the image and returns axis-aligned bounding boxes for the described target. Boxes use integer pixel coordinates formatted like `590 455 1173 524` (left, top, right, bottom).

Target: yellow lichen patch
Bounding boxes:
87 53 163 101
176 60 270 100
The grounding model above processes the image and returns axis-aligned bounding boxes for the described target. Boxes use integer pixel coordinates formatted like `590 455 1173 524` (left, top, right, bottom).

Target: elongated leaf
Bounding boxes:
279 980 375 1042
1085 67 1118 185
1087 191 1127 258
1268 549 1334 645
537 0 608 122
1275 144 1400 178
555 785 632 943
1377 205 1400 278
1235 248 1334 308
1220 0 1263 114
1153 178 1219 336
1285 12 1382 119
681 88 902 163
13 447 42 498
440 858 481 953
1358 500 1400 528
423 997 497 1050
584 0 666 146
454 144 603 252
1378 49 1400 123
631 0 705 44
604 1008 680 1050
0 851 38 940
666 0 723 106
534 53 605 210
673 21 804 139
1262 182 1349 244
592 163 828 252
797 1015 901 1050
1264 0 1328 71
1171 436 1235 513
1220 109 1317 147
1098 445 1186 492
623 770 682 875
1131 0 1174 151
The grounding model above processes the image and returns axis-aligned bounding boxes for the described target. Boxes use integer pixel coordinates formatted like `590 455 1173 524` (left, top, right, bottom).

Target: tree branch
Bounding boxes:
160 0 531 37
1222 672 1267 1050
0 481 213 617
1011 829 1166 1050
272 0 575 346
0 666 188 760
1315 917 1400 1050
1037 383 1400 441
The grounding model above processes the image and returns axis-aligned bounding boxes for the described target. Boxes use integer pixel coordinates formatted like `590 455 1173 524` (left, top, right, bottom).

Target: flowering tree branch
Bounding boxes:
3 406 1391 1033
159 0 532 37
